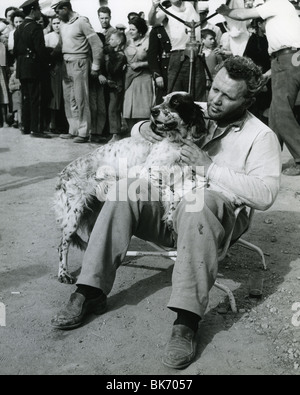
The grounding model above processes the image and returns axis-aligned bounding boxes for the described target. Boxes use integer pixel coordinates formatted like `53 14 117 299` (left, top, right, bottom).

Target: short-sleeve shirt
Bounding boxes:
256 0 300 54
157 2 201 51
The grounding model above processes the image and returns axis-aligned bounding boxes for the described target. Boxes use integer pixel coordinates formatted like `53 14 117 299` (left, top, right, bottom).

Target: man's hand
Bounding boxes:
155 76 164 89
216 4 231 17
90 70 99 79
180 141 212 176
98 74 107 85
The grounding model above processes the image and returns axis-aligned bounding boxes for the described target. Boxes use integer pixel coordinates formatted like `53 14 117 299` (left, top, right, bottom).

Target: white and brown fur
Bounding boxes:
54 92 206 284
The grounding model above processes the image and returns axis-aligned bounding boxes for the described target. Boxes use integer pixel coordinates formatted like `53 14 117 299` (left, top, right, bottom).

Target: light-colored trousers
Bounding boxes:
62 58 91 138
269 52 300 163
78 179 249 318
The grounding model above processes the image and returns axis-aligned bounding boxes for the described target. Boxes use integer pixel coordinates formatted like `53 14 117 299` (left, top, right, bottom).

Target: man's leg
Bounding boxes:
72 59 91 140
21 80 31 134
27 79 41 134
162 189 249 369
61 61 79 137
51 178 174 328
269 53 300 175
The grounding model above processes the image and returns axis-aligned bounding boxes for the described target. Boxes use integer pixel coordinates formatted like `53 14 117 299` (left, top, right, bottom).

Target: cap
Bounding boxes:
198 1 209 13
20 0 40 10
115 24 126 30
51 0 70 9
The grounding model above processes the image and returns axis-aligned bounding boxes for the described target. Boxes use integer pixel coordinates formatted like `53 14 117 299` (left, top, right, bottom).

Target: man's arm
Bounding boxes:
217 4 261 21
206 131 282 210
149 0 166 26
81 17 103 74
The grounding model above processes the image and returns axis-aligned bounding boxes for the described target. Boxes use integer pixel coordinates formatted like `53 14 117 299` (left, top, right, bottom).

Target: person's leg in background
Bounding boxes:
72 59 91 143
269 53 300 176
20 79 31 134
89 79 107 143
60 61 79 139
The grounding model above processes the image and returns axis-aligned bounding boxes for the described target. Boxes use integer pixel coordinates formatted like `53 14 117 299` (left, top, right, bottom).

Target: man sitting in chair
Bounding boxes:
51 56 281 370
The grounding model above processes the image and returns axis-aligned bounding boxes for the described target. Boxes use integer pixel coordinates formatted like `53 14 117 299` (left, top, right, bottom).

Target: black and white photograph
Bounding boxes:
0 0 300 377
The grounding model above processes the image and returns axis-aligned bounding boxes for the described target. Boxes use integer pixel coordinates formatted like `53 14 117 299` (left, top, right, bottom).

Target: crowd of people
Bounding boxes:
0 0 299 173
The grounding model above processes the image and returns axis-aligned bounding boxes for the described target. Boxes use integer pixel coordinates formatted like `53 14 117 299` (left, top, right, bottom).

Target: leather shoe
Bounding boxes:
162 325 197 369
31 132 52 139
51 292 107 330
282 164 300 176
73 136 89 143
60 133 74 139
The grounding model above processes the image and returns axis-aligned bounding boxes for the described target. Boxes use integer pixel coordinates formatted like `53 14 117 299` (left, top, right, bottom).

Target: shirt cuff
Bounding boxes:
206 163 219 182
91 63 100 72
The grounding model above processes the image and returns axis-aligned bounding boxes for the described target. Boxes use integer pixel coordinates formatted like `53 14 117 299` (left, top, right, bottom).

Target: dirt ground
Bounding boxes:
0 126 300 376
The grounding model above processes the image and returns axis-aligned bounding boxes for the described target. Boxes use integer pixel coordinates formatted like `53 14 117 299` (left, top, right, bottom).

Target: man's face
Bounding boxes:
207 68 251 124
203 35 215 49
55 7 69 22
98 12 111 29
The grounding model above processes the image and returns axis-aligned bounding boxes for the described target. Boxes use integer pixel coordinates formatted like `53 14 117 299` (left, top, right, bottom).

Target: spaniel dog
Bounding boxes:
53 92 207 284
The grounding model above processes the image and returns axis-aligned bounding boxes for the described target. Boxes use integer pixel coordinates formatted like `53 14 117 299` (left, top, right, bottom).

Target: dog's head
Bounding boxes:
150 92 206 141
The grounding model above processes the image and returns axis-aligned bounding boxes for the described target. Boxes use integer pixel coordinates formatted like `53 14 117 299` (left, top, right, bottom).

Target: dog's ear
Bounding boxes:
190 104 207 138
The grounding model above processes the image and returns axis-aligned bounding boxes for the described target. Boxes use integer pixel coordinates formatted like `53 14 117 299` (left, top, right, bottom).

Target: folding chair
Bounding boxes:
126 207 266 314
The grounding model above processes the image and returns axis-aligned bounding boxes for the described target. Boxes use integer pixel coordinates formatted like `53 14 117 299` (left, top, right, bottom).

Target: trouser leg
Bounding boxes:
269 54 300 163
168 190 246 318
62 62 78 136
77 178 174 295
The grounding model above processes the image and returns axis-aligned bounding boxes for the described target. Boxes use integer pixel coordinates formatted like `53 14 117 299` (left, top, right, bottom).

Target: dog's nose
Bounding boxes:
151 108 160 117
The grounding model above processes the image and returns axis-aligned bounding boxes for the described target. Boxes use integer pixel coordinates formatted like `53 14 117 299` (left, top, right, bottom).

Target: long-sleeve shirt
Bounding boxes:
132 105 282 211
201 106 282 210
59 13 103 71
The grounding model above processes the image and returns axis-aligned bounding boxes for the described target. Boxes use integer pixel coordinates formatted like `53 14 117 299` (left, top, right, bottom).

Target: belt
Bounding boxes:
171 49 185 53
271 47 300 59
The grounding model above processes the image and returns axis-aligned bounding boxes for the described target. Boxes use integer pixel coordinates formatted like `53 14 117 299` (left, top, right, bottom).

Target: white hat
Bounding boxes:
198 1 209 13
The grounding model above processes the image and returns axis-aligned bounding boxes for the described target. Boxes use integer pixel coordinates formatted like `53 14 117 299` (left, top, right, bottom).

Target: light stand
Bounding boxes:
158 0 230 98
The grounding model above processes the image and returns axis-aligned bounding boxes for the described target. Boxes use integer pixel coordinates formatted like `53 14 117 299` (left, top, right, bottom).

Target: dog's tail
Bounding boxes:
70 233 88 251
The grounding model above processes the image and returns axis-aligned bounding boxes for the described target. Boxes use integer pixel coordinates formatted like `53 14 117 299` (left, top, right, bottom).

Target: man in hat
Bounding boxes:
13 0 51 138
51 1 103 143
217 0 300 176
148 0 206 101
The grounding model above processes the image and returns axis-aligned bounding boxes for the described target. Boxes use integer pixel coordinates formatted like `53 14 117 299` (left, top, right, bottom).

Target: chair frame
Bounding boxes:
126 207 267 314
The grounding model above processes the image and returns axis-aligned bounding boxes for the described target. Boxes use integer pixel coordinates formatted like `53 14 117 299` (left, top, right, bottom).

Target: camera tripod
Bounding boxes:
158 0 230 100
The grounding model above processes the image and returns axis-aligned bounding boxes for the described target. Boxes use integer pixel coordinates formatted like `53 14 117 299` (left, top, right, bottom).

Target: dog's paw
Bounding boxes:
58 272 75 285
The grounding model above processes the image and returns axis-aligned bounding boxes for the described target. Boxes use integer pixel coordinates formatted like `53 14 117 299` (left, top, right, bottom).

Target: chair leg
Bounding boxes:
214 281 238 313
236 238 267 271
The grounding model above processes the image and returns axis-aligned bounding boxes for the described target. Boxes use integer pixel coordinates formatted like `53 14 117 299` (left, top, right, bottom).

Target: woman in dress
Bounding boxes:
123 17 154 133
45 16 66 133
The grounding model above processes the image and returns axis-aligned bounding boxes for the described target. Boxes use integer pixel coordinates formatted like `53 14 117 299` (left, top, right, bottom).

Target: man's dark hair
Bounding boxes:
201 29 216 40
127 12 139 21
216 56 265 98
129 16 148 37
98 6 111 16
11 10 26 24
5 7 18 18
